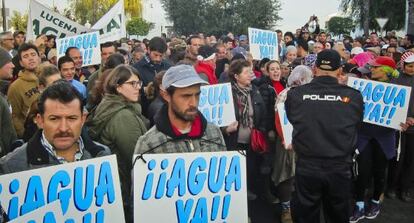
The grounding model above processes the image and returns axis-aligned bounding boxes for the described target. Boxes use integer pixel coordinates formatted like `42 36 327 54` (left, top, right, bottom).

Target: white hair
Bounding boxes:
288 65 313 87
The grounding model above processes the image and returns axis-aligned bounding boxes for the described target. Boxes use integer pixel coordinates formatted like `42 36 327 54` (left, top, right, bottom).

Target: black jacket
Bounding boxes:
285 76 363 161
224 84 267 150
253 76 278 132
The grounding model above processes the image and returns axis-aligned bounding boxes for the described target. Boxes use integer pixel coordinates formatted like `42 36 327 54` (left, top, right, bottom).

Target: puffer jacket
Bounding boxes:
134 104 226 155
0 130 110 174
87 93 148 202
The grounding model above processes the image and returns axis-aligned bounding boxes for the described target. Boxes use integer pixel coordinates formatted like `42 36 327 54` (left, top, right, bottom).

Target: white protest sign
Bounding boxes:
8 201 64 223
248 27 279 60
27 0 90 40
92 0 126 43
0 155 125 223
56 31 101 67
133 151 248 223
276 103 293 148
198 83 236 127
347 77 412 130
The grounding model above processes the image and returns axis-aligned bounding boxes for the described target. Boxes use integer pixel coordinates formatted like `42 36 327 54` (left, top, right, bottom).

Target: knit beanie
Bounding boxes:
0 48 12 68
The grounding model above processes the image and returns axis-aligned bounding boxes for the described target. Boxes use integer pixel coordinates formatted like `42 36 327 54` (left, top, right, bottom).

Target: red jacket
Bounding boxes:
195 62 218 84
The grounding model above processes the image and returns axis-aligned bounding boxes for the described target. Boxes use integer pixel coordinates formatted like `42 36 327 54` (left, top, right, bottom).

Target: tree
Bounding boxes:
161 0 281 35
126 17 153 36
341 0 406 36
409 0 414 35
327 16 354 36
10 11 28 32
70 0 142 25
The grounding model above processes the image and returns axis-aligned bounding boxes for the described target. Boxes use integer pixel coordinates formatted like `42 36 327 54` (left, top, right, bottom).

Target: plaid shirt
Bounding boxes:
41 132 84 164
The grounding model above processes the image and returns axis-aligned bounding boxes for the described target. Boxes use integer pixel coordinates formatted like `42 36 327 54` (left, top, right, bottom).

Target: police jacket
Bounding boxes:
285 76 363 161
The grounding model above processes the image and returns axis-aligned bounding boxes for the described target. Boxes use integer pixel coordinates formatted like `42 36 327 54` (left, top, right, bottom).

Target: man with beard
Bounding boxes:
7 43 41 138
134 64 226 155
0 80 110 174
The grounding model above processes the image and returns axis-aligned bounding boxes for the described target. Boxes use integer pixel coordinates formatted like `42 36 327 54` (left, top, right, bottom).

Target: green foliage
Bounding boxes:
340 0 406 32
10 11 28 32
69 0 142 25
126 17 153 36
161 0 282 35
327 16 354 36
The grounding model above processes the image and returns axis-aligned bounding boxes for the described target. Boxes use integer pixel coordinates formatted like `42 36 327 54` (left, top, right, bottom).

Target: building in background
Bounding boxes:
141 0 172 38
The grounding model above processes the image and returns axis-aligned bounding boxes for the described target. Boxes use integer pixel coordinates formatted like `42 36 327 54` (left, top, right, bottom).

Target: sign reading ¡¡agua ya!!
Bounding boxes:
248 27 279 60
56 31 102 67
133 151 248 223
0 155 124 223
347 77 412 130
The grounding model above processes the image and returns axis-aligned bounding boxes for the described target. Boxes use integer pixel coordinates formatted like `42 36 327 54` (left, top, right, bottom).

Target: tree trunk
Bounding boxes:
363 0 370 36
408 0 414 35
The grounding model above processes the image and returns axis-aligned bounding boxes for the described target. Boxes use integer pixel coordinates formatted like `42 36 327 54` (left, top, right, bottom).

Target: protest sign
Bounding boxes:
56 31 101 67
0 155 124 223
276 103 293 148
248 27 279 60
347 77 412 130
198 83 236 127
133 151 248 223
27 0 89 40
92 0 126 43
8 201 64 223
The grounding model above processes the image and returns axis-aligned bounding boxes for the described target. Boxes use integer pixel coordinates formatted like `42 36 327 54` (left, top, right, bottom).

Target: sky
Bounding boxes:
7 0 342 32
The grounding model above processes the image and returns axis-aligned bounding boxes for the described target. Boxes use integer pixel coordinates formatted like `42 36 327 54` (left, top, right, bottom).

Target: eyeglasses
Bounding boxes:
124 80 142 88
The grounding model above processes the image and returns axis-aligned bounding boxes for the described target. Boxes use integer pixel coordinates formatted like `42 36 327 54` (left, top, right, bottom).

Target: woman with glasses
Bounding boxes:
86 64 148 220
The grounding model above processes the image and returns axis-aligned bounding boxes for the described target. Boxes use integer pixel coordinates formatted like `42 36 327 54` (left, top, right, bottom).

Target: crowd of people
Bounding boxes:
0 15 414 223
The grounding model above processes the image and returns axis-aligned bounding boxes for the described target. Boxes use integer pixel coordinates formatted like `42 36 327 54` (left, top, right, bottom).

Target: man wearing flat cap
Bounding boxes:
134 64 226 155
285 49 364 223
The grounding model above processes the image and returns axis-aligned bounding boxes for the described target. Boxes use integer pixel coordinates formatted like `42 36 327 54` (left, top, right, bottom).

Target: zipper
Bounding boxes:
185 139 195 152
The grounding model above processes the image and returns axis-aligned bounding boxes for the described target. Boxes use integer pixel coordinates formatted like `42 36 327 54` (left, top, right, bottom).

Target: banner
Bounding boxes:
198 83 236 127
0 155 125 223
133 151 248 223
8 201 64 223
92 0 126 43
56 31 101 67
276 103 293 148
27 0 89 40
248 27 279 60
347 77 412 130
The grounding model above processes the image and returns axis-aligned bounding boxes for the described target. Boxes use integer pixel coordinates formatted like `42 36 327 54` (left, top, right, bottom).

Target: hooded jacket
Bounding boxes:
195 61 218 84
134 104 226 156
7 70 40 137
87 94 148 201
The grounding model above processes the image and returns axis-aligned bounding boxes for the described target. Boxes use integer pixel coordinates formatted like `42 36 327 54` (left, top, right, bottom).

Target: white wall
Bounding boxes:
141 0 172 39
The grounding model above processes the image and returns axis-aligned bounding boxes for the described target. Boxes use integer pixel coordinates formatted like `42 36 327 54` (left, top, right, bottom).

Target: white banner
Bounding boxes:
133 151 248 223
277 103 293 148
8 201 64 223
0 155 125 223
27 0 89 40
56 31 101 67
248 27 279 60
198 83 236 127
347 77 412 130
92 0 126 43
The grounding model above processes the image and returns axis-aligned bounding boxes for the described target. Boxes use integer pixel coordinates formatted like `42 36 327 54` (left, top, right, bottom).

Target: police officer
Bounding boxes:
285 49 363 223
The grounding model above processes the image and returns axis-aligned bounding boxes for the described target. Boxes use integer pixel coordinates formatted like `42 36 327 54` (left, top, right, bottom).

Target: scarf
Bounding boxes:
232 82 252 127
272 80 285 95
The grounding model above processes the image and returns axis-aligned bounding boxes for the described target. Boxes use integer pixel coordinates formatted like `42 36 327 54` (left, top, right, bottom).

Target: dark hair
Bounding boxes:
259 58 271 68
38 64 60 86
89 69 113 107
18 43 39 61
222 36 233 44
284 32 294 39
58 56 75 70
38 80 84 115
275 30 282 34
354 37 365 46
65 46 79 56
46 34 56 41
266 60 281 73
101 41 117 51
297 38 309 52
104 53 125 70
148 37 167 53
187 35 201 45
228 59 251 82
166 85 177 96
154 70 166 97
105 65 140 95
406 34 414 44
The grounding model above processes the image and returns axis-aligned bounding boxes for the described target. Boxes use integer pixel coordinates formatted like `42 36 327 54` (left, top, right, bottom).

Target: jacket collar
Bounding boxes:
311 75 338 84
26 129 104 165
154 104 207 140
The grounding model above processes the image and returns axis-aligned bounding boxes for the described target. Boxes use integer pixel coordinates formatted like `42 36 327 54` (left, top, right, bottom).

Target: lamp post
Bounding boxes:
2 0 6 31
